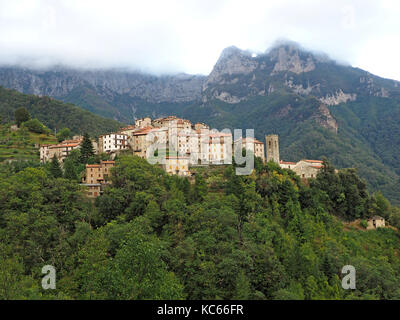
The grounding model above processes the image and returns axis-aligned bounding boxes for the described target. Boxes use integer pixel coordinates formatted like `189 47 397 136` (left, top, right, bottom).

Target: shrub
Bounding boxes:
360 219 368 229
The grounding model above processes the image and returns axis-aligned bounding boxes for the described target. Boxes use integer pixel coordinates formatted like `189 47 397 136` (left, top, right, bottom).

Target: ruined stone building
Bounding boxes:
367 216 385 230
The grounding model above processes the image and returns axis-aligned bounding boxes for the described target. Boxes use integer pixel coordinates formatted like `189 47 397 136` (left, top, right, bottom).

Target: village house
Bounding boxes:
40 138 83 163
201 132 232 164
131 126 154 158
98 132 129 153
292 160 324 179
280 159 324 178
81 160 115 198
234 137 265 162
279 160 297 169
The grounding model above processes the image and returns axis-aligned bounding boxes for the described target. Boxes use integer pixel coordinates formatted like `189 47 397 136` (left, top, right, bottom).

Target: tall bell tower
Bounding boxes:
265 134 280 163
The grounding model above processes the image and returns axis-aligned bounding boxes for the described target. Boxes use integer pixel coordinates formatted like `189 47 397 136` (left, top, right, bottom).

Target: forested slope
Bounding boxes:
1 155 399 299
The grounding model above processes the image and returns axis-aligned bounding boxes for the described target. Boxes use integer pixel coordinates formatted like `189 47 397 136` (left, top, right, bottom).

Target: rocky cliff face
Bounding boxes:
0 67 206 104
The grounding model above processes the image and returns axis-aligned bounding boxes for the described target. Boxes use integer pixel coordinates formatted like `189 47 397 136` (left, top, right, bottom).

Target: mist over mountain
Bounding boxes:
1 41 400 204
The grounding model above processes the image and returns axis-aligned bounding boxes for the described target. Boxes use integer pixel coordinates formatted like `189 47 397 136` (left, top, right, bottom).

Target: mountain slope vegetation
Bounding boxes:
1 155 400 299
0 86 124 137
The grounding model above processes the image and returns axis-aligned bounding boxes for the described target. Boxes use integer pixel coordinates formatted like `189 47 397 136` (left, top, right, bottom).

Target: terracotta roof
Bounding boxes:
208 133 232 138
49 142 80 149
304 160 324 163
101 161 115 164
86 164 101 168
133 126 153 135
119 125 136 130
236 137 264 144
280 160 296 164
311 165 323 169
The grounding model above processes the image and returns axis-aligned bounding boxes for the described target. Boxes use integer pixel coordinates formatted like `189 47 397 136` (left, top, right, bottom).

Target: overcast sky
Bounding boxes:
0 0 399 80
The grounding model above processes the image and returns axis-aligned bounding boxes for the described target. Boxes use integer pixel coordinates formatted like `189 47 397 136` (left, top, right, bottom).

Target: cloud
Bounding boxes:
0 0 399 80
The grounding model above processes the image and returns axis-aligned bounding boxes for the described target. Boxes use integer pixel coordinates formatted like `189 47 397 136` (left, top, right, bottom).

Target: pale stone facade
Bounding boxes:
40 138 82 163
234 137 265 162
131 126 154 158
367 216 385 230
280 159 324 179
198 132 232 165
279 160 297 169
135 117 152 128
266 134 280 163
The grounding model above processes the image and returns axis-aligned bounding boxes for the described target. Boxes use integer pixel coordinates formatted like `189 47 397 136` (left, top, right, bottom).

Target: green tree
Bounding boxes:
22 118 49 134
79 133 95 164
64 158 78 181
57 127 71 142
14 107 30 127
110 227 185 299
49 155 63 178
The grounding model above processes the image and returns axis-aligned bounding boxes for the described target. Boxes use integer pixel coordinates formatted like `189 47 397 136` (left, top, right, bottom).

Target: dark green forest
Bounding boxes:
1 153 400 300
0 86 123 137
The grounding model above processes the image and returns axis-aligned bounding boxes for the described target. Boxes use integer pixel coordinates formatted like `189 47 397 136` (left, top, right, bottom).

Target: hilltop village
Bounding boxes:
40 116 324 197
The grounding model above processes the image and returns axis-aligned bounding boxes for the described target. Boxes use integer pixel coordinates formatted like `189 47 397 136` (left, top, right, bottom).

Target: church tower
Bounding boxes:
265 134 280 163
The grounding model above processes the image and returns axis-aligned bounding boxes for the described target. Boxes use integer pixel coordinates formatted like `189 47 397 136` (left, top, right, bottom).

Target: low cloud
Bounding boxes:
0 0 399 80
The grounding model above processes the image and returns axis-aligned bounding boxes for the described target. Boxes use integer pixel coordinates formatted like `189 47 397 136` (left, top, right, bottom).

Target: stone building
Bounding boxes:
279 160 297 169
292 160 324 179
40 138 82 163
81 160 115 198
199 132 232 165
164 156 190 176
135 117 152 128
367 216 385 230
266 134 280 163
131 126 154 158
234 137 265 162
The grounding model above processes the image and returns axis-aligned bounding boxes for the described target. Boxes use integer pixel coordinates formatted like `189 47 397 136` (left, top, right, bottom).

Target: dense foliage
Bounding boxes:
0 86 123 137
1 154 400 300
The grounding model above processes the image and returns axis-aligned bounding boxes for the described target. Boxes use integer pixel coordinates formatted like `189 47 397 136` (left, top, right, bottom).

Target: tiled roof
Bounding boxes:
280 160 296 164
49 142 80 149
86 164 101 168
236 137 264 144
133 126 153 135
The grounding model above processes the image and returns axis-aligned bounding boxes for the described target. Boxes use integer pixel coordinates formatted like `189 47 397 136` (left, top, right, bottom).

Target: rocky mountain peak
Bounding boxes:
205 46 257 85
267 42 316 74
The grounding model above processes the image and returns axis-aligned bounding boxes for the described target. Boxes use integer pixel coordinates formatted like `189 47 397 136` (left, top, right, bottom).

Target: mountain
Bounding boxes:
0 67 205 122
0 41 400 204
0 86 123 137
